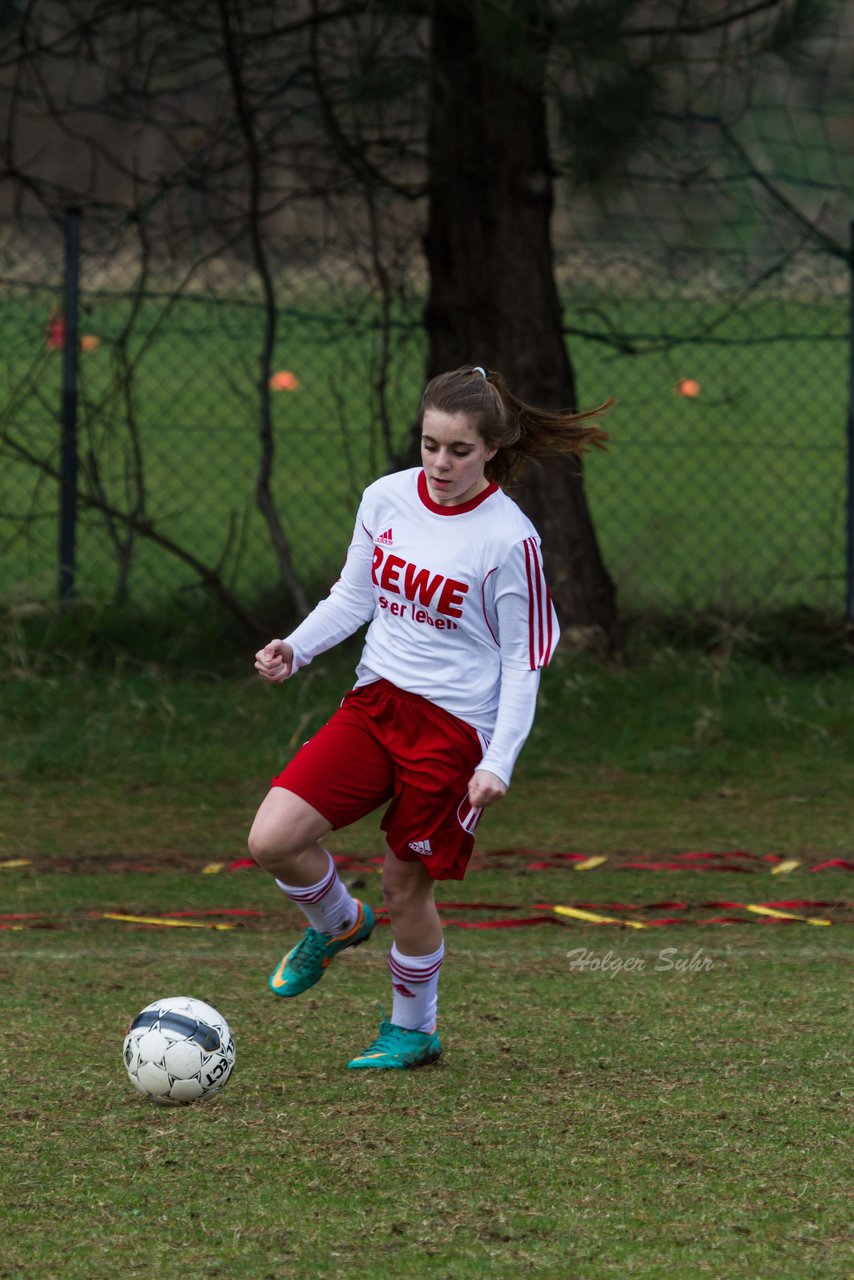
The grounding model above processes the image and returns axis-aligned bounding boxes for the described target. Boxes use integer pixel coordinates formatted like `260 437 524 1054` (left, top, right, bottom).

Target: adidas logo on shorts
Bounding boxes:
407 838 433 856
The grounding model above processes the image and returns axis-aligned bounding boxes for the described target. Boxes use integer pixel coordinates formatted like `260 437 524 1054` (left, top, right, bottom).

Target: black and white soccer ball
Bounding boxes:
123 996 236 1105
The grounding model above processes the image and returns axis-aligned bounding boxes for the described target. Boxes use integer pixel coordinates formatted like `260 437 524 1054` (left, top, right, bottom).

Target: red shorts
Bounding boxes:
270 680 486 881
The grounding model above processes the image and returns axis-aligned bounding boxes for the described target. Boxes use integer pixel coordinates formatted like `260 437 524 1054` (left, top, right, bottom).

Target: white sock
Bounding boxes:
276 851 358 936
388 942 445 1033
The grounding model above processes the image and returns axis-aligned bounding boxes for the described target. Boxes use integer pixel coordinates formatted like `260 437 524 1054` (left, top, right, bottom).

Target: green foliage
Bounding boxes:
557 62 662 184
761 0 841 69
551 0 639 61
1 597 254 673
2 625 853 861
0 0 24 36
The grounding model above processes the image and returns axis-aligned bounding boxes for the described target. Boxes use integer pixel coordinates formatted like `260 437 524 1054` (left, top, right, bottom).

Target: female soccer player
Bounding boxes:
249 365 610 1069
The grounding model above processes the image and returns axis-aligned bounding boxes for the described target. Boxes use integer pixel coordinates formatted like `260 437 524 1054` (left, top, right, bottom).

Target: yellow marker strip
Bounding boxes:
103 912 234 930
574 856 608 872
0 859 32 869
770 859 800 876
745 904 830 927
554 905 647 930
201 862 224 875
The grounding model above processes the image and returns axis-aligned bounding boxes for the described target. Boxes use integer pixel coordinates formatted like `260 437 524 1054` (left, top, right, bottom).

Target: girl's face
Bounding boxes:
420 409 497 507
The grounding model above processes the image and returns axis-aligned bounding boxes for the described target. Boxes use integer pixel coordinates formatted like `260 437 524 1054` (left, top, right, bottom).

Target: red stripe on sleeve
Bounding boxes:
530 539 547 665
523 539 537 668
526 537 549 666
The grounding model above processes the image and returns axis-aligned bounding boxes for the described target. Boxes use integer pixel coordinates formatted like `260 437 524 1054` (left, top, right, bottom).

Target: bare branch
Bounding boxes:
717 115 848 259
1 426 264 633
216 0 310 616
625 0 785 39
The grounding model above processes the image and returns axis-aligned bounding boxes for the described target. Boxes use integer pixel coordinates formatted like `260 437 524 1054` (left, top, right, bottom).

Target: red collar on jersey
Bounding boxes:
417 469 499 515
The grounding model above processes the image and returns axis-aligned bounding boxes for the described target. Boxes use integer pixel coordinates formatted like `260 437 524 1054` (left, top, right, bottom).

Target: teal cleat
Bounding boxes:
269 900 375 998
348 1018 442 1070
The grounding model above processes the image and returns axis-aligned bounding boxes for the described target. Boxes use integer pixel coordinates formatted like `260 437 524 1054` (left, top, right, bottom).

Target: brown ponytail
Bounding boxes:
420 365 612 487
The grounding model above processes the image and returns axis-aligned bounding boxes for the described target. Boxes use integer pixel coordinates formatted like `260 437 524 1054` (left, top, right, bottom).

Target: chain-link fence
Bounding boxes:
0 211 426 628
0 208 851 626
0 206 850 629
565 241 851 618
2 0 852 631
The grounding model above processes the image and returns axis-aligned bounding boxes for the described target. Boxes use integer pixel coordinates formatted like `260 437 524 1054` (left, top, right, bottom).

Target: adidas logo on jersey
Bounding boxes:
376 527 394 546
407 838 433 856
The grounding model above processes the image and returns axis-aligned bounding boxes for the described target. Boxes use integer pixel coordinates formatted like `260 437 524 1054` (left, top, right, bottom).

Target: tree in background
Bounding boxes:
0 0 844 637
424 1 617 641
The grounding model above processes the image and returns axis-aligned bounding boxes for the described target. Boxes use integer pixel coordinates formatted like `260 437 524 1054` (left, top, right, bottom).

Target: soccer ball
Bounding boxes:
123 996 236 1105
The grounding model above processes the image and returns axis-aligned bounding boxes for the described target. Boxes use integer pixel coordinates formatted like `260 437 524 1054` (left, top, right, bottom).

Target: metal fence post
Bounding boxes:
848 221 854 622
59 206 81 604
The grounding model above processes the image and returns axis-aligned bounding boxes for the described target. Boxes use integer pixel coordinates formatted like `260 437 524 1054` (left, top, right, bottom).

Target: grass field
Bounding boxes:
2 869 850 1280
1 286 848 616
1 622 853 1278
3 616 854 859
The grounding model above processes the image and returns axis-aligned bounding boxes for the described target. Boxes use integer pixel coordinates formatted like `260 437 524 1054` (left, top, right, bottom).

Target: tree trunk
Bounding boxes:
423 1 618 649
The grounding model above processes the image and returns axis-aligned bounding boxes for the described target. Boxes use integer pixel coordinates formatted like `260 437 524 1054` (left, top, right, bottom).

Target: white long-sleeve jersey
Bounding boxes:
283 468 560 787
